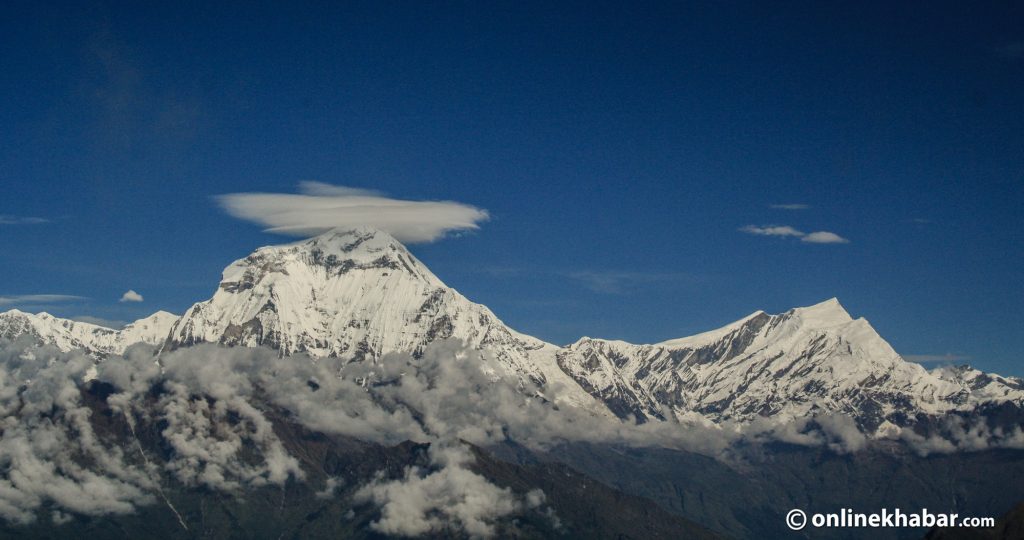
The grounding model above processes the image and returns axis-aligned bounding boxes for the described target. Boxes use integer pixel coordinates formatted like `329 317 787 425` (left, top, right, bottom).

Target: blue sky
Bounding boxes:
1 2 1022 374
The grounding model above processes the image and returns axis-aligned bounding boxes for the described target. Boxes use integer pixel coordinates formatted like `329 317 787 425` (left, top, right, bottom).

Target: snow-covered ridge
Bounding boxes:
0 309 178 356
557 298 1024 429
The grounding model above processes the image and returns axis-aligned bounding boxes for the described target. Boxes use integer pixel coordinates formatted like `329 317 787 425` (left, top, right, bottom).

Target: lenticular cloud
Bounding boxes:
216 182 489 243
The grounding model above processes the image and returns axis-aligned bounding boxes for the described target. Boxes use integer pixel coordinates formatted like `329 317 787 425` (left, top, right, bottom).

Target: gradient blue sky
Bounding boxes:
1 2 1022 374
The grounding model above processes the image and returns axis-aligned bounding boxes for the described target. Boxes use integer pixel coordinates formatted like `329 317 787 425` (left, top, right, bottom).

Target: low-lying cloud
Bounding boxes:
0 340 157 524
217 182 489 243
0 338 1020 530
354 444 544 538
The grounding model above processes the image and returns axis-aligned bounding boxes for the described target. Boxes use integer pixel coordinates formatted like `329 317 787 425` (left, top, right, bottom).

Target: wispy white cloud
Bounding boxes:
217 182 489 244
903 353 972 365
740 225 849 244
72 316 129 329
0 215 49 225
0 294 86 307
769 203 810 210
84 27 202 152
739 225 805 237
801 231 849 244
119 290 144 303
466 266 695 295
566 270 694 294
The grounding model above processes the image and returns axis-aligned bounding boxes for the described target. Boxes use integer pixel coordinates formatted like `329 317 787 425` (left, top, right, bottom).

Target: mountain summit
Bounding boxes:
162 227 596 407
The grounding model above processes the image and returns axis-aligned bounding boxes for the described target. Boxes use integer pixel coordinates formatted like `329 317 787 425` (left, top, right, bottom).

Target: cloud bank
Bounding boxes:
740 225 849 244
217 182 489 243
0 340 157 524
354 444 543 538
0 338 1020 530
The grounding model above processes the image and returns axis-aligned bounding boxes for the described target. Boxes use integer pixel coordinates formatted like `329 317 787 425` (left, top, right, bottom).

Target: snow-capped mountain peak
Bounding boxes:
218 226 443 294
784 297 853 328
162 227 598 408
117 311 179 346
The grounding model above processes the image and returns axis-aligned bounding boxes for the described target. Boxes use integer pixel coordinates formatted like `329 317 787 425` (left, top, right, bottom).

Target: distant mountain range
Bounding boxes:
3 226 1021 437
3 227 1024 539
0 309 177 355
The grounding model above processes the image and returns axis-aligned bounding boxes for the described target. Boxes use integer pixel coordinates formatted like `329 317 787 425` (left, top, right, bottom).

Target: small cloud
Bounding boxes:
740 225 849 244
769 203 810 210
908 218 931 224
0 294 86 307
801 231 849 244
0 215 49 225
216 182 489 244
739 225 805 237
119 290 144 303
